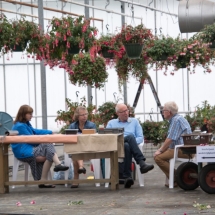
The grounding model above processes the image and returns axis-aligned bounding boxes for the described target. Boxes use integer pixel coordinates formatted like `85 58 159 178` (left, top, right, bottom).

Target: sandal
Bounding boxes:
78 167 86 174
38 184 56 188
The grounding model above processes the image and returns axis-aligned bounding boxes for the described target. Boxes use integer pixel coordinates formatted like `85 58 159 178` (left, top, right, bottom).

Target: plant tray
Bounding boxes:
181 133 212 146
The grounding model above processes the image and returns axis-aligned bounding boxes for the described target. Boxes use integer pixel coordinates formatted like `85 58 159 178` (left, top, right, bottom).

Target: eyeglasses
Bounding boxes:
118 109 129 114
79 113 88 117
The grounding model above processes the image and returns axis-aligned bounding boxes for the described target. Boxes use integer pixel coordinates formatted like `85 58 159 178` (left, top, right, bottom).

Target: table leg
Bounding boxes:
114 151 119 190
0 144 9 194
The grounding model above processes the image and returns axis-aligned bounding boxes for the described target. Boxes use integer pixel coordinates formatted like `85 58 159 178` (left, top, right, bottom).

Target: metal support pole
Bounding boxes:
85 0 92 106
121 2 127 104
38 0 47 129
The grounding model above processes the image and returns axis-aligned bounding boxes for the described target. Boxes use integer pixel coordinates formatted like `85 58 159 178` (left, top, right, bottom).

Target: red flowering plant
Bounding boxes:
115 24 153 45
68 53 108 89
41 15 98 73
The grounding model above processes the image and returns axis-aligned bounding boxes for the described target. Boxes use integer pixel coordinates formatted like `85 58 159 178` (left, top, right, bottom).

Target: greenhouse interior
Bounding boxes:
1 0 215 131
1 0 215 214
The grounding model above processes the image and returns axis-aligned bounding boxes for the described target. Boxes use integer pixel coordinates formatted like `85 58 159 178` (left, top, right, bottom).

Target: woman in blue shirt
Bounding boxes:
11 105 69 188
69 106 96 188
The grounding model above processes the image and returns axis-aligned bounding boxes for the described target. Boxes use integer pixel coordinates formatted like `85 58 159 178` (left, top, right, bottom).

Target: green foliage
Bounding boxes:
69 53 108 89
96 101 135 126
55 97 97 133
0 14 12 54
141 120 169 146
184 101 215 133
146 35 180 61
196 23 215 43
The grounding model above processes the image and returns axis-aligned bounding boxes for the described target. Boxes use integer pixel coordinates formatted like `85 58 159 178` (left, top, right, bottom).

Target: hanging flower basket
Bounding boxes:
123 43 144 59
157 53 168 61
101 47 114 59
11 39 28 52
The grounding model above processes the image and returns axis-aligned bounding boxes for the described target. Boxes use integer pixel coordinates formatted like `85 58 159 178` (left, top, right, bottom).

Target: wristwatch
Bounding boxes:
159 149 163 153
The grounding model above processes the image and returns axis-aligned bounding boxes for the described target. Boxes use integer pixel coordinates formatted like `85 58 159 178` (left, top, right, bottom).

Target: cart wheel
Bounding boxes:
198 164 215 194
176 162 199 190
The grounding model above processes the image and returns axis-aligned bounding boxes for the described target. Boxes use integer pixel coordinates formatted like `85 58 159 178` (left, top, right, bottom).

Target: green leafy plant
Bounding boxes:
55 97 97 133
196 23 215 43
184 101 215 133
69 53 108 89
0 14 13 54
141 120 169 146
97 101 135 126
146 35 180 63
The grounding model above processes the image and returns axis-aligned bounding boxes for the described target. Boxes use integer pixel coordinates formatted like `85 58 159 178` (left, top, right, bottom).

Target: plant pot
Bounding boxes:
157 53 168 61
177 56 187 68
101 47 114 59
68 45 79 54
11 39 28 52
209 41 215 49
123 43 144 59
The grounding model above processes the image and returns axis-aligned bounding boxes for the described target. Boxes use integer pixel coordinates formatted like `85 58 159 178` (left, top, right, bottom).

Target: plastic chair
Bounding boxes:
166 144 196 189
12 155 52 189
91 142 145 187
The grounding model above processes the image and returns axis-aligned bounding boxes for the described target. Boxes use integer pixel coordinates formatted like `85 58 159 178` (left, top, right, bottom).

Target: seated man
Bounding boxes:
106 103 154 188
154 101 192 187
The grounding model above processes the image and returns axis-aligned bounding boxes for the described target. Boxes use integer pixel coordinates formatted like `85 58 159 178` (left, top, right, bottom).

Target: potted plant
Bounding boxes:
68 53 108 89
10 17 40 52
185 101 215 132
196 23 215 49
141 120 169 146
0 14 13 54
97 33 116 59
115 24 153 59
172 38 212 73
146 35 180 63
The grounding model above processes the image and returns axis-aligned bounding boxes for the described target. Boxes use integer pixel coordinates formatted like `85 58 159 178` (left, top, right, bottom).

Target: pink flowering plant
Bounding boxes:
68 53 108 89
172 38 212 73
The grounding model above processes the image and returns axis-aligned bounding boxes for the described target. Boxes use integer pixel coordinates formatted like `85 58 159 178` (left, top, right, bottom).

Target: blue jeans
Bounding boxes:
123 134 145 178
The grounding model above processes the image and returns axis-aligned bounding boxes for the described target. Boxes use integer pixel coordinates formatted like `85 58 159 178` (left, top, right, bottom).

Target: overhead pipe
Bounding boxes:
61 0 142 21
114 0 178 17
178 0 215 33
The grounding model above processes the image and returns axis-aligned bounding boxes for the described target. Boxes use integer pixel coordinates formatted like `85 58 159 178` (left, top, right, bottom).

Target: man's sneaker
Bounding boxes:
124 177 134 188
53 164 69 172
140 163 154 174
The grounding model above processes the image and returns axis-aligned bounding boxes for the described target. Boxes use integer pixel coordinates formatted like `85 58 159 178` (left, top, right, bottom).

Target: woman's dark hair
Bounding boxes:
14 105 33 123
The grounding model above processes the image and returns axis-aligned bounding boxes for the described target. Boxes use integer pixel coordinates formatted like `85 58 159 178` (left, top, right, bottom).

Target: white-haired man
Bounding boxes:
154 101 192 187
106 103 154 188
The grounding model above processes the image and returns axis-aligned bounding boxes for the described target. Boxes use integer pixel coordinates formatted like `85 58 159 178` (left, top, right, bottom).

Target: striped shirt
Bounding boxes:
167 114 192 149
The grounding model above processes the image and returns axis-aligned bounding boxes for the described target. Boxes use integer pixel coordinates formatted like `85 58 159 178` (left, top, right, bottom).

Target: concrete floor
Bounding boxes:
0 144 215 215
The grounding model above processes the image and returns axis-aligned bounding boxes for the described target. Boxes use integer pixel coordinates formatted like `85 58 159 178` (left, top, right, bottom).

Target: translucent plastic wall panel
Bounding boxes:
188 65 215 111
65 72 88 104
4 65 31 116
46 67 66 116
0 65 5 111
